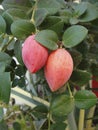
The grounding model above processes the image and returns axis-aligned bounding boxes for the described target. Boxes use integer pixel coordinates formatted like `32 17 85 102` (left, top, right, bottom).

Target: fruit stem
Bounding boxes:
67 83 73 98
30 0 38 24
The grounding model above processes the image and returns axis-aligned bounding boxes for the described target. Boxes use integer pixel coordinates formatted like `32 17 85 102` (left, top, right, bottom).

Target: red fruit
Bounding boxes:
22 35 48 73
45 48 73 92
92 76 98 97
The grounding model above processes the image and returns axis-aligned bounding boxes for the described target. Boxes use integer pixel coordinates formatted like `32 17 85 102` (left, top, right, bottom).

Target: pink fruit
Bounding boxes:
45 48 73 92
22 35 48 73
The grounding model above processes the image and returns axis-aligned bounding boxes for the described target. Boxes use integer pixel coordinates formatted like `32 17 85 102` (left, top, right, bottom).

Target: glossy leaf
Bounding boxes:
0 35 9 51
69 17 79 25
2 0 32 11
0 72 11 104
2 10 13 33
11 19 35 39
40 16 64 36
50 94 74 116
35 30 58 50
56 0 66 8
79 3 98 22
50 122 67 130
52 114 67 122
82 0 98 3
63 25 88 48
4 8 29 20
34 8 48 26
0 63 5 72
33 105 48 119
75 90 97 109
74 2 87 16
14 41 23 65
0 52 12 67
70 69 92 87
37 0 63 15
0 15 6 33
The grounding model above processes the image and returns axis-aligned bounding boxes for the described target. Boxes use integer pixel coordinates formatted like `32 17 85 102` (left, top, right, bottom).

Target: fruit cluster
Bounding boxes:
22 35 73 92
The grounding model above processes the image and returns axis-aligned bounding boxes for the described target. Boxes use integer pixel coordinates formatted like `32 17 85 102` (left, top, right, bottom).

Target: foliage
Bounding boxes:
0 0 98 129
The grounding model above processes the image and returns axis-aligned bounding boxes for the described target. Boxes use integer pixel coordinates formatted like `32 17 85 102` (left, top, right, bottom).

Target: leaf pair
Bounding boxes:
35 25 88 49
50 90 97 117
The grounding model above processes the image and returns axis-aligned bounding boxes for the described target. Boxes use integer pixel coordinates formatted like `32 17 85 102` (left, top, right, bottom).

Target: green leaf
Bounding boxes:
75 90 97 109
0 52 12 67
14 41 23 65
35 30 58 50
82 0 98 3
0 72 11 104
69 17 79 25
2 10 13 33
50 94 74 116
2 0 32 11
40 16 64 36
70 69 92 87
56 0 66 8
0 63 5 72
33 105 48 119
0 35 9 51
63 25 88 48
52 114 67 122
79 3 98 22
4 8 29 20
34 8 48 26
50 122 67 130
11 19 35 39
74 2 87 16
37 0 63 15
0 15 6 34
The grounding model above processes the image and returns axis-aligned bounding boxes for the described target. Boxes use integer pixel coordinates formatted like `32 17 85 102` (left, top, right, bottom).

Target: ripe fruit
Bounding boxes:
22 35 48 73
45 48 73 92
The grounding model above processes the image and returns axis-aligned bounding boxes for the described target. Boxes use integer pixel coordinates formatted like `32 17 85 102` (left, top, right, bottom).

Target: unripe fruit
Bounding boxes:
45 48 73 92
22 35 48 73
